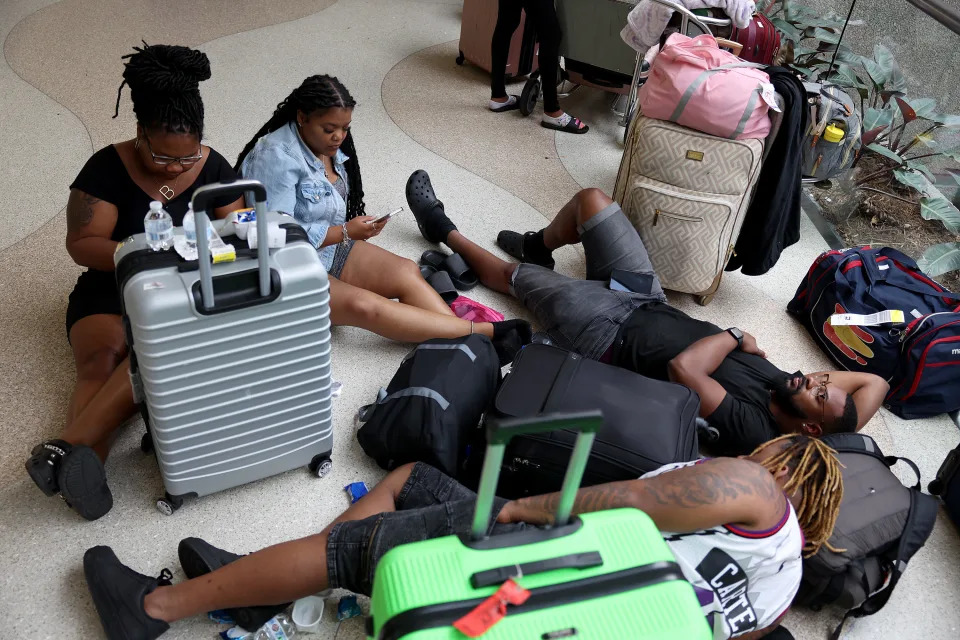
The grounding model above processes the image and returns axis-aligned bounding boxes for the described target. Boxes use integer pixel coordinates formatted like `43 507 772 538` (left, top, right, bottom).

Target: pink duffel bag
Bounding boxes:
638 33 771 140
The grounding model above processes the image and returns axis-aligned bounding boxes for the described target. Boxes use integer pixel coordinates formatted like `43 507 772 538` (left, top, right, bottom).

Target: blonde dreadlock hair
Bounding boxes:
750 434 845 557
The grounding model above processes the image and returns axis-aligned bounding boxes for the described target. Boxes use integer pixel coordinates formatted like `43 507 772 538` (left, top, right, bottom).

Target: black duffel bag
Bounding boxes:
460 343 700 498
356 335 500 476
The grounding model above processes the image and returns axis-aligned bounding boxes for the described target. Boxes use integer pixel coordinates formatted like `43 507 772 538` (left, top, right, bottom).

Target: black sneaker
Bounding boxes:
83 546 171 640
26 439 71 496
59 445 112 520
178 537 289 630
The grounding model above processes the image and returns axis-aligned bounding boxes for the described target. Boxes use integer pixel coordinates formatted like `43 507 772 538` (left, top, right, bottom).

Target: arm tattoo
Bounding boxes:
67 193 100 232
512 460 777 520
640 463 779 509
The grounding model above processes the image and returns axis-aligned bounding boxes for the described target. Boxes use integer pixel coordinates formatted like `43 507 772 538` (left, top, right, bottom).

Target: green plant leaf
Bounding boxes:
812 27 840 44
929 113 960 127
862 59 889 88
863 107 894 132
920 196 960 234
894 168 934 196
832 63 867 88
868 143 905 164
888 67 908 93
872 44 896 85
918 243 960 277
906 160 936 182
771 17 803 41
906 97 938 120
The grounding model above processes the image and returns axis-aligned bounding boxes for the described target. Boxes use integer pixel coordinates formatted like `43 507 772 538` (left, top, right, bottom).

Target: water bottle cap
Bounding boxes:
149 200 162 211
824 124 845 143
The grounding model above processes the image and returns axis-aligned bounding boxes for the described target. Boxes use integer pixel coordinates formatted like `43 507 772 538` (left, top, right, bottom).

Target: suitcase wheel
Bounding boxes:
520 72 541 117
697 293 715 306
140 432 154 454
156 492 184 516
929 479 944 496
309 455 333 479
455 50 465 66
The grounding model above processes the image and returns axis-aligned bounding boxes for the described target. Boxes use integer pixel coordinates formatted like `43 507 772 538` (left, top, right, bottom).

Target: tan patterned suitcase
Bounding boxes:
613 115 763 304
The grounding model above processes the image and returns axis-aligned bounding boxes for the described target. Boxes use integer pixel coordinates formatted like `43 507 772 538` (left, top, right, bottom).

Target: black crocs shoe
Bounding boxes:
495 230 555 270
83 546 171 640
405 169 457 244
26 439 71 497
59 445 112 521
178 537 289 631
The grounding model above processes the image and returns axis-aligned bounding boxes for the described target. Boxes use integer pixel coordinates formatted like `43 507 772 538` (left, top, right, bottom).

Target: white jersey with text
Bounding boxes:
642 460 803 639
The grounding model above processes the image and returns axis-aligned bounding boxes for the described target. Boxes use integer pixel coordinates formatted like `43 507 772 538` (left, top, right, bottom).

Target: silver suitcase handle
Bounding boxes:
470 410 604 541
191 179 271 310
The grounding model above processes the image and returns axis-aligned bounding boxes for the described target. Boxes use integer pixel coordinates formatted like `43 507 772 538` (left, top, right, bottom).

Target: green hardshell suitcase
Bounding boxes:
366 412 711 640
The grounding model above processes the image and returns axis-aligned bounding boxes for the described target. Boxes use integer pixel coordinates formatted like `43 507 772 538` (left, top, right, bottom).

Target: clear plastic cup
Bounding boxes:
291 595 325 634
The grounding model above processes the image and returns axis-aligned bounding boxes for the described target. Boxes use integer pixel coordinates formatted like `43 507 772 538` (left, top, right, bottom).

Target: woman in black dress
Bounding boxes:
24 43 242 520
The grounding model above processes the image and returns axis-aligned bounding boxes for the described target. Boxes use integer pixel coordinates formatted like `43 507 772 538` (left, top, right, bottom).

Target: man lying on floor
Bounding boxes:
404 171 890 456
84 434 842 640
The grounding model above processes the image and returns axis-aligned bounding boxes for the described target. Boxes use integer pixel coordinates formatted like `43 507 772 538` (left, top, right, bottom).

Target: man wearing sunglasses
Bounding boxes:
403 178 890 456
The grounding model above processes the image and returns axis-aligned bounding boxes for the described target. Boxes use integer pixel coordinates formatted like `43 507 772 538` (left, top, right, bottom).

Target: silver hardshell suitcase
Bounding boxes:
114 180 333 515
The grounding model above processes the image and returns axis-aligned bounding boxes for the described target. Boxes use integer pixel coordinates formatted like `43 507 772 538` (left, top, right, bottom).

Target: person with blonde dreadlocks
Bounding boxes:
81 435 841 640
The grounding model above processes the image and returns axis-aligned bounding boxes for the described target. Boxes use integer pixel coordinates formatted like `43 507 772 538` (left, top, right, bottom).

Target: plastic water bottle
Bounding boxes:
144 200 174 251
252 613 298 640
183 203 218 250
182 203 198 249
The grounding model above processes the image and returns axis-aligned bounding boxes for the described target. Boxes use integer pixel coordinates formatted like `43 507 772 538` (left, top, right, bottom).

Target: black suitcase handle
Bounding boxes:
469 551 603 588
471 411 603 541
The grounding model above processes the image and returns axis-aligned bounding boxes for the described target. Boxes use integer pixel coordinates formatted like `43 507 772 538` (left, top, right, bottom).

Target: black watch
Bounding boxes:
726 327 744 349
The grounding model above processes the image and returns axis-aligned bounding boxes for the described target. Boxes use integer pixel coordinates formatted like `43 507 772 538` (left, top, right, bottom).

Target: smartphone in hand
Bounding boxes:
370 207 403 224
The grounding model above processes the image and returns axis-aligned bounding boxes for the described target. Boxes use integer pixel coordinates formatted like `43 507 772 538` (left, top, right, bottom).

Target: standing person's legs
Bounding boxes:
522 0 588 132
491 0 523 103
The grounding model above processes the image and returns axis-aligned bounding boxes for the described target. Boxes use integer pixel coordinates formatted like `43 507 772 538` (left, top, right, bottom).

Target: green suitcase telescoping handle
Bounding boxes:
470 411 603 541
191 179 271 311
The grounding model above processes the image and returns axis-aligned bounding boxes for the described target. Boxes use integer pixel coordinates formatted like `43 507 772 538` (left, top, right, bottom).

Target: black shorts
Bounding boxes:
325 463 525 596
65 270 122 340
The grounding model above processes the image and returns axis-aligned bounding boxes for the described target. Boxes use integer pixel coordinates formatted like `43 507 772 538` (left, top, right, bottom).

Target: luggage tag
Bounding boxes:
829 310 905 326
453 574 530 637
760 83 782 112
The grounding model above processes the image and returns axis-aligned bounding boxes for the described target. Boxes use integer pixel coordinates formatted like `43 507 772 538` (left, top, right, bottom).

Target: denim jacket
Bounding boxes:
240 121 349 271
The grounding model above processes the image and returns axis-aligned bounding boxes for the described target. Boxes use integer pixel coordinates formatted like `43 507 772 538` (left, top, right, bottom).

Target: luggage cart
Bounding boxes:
519 0 733 139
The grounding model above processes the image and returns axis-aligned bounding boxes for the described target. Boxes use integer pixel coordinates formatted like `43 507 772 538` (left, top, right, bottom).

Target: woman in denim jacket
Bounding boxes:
237 76 527 347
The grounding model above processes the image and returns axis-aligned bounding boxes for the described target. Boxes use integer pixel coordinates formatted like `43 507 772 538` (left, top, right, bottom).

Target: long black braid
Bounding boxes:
113 41 210 138
235 75 366 220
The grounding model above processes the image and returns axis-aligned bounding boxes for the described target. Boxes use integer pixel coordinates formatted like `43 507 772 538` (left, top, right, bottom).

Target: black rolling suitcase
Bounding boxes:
460 344 700 498
930 440 960 528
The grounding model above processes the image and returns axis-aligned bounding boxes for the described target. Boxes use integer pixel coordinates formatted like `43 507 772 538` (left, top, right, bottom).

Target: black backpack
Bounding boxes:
796 433 938 639
355 335 500 477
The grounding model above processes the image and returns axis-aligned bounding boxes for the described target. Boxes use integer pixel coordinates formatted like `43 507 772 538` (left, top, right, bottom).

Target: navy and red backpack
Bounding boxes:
788 246 960 419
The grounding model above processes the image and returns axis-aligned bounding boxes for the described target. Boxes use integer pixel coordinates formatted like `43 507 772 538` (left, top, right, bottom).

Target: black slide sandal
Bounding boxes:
490 95 520 112
496 230 555 270
420 264 459 303
423 251 478 291
58 445 112 521
540 115 589 134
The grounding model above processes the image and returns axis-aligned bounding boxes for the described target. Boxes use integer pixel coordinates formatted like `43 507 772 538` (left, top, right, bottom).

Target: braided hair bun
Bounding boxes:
114 41 211 137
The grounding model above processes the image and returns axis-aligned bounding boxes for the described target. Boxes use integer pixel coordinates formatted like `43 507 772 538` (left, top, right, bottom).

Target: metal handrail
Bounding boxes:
904 0 960 37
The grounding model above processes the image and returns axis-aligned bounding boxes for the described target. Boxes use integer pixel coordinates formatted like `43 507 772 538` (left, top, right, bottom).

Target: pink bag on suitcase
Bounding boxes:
638 33 771 140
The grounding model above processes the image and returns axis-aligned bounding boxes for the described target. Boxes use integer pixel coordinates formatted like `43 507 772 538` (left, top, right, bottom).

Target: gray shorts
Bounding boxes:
325 463 524 596
511 203 666 359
